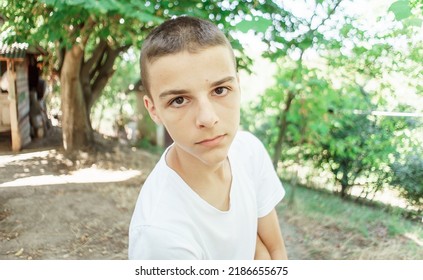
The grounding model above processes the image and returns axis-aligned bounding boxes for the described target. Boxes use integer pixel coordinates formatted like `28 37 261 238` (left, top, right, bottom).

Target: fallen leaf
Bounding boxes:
15 248 24 256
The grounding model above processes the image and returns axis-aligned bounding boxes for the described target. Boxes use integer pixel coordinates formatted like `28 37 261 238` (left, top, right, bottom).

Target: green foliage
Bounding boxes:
241 59 335 164
389 0 413 20
136 138 164 155
390 148 423 209
241 0 421 204
313 103 397 197
236 17 273 33
389 0 422 26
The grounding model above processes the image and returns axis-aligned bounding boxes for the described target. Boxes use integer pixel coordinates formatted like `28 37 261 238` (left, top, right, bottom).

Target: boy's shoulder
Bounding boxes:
229 130 269 170
231 130 266 154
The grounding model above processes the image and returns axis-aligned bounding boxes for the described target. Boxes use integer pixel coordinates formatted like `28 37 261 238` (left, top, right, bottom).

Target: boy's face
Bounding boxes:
144 46 241 166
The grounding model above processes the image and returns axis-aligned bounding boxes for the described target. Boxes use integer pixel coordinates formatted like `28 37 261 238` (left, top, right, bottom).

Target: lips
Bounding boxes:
196 134 226 147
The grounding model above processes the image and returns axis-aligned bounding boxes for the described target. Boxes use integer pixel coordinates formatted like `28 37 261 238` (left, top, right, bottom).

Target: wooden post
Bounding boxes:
8 58 31 151
7 60 21 151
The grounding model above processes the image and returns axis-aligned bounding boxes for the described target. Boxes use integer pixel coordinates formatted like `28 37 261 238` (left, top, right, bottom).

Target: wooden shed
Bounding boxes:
0 42 47 151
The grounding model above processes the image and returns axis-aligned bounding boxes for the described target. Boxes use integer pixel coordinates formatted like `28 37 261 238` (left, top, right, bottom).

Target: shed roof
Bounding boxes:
0 42 47 59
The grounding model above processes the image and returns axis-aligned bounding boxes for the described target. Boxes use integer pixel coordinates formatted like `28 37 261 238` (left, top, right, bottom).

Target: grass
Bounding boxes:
278 182 423 260
136 138 165 155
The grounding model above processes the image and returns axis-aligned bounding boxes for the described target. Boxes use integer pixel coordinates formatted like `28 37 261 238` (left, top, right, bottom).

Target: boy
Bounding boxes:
129 16 287 260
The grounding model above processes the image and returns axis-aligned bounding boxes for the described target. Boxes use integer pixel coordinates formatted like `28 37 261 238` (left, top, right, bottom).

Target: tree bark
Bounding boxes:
80 42 130 120
88 45 128 110
80 39 108 114
272 91 295 168
340 162 350 198
61 45 93 151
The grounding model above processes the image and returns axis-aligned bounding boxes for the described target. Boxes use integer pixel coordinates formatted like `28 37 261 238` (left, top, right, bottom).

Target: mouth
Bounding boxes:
195 134 226 147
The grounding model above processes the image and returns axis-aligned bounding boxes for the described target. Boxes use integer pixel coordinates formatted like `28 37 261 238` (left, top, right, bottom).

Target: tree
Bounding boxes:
386 1 423 209
248 0 422 169
1 0 285 151
2 0 161 150
312 92 408 198
258 0 348 167
241 0 422 202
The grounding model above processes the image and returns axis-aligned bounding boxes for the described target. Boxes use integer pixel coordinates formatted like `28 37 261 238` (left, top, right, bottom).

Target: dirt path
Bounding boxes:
0 131 157 259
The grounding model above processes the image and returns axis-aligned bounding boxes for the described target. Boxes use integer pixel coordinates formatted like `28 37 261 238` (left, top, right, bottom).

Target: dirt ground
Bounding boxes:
0 128 420 260
0 128 153 259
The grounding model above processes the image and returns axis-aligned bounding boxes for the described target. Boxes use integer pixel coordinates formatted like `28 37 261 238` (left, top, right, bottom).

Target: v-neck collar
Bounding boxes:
161 144 235 214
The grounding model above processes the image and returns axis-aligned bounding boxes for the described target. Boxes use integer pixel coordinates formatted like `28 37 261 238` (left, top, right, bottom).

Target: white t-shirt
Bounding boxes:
128 131 285 259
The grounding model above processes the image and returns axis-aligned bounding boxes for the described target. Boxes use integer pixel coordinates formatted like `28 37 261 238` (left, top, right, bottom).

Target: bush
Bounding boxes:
390 153 423 209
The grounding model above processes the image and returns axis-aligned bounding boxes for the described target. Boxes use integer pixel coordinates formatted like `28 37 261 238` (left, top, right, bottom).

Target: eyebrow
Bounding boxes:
159 89 189 99
210 76 236 88
158 76 236 99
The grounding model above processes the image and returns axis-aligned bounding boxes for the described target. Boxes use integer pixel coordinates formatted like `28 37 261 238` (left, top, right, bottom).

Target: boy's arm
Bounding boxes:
257 208 288 260
254 234 271 260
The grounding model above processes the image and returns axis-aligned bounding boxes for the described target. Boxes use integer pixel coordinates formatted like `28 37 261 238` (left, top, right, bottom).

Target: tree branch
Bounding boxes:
87 45 131 110
81 39 108 78
55 41 66 77
310 0 343 34
78 15 96 48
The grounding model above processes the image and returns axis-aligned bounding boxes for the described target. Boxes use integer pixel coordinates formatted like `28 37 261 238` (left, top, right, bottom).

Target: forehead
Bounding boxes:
146 46 237 98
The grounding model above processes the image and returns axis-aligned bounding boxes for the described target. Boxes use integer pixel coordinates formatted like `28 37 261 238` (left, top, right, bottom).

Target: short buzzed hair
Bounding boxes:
140 16 236 96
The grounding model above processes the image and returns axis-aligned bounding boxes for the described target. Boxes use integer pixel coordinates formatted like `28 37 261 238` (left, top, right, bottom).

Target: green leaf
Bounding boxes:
65 0 86 6
82 0 108 14
236 17 272 33
127 10 163 23
403 17 423 27
388 0 412 21
40 0 58 5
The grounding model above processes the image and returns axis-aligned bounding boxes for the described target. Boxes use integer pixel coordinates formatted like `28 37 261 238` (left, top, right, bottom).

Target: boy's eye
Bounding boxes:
170 96 188 108
213 87 229 96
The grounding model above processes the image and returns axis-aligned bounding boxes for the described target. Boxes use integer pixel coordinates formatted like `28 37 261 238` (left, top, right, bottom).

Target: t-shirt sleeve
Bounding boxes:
129 225 200 260
245 132 285 218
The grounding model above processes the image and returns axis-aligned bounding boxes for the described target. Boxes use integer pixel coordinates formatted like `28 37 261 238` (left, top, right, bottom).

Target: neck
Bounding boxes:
168 145 229 183
166 145 232 211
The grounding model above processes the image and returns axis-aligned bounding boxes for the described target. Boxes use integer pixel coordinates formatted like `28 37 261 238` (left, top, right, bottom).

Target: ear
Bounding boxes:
143 95 162 125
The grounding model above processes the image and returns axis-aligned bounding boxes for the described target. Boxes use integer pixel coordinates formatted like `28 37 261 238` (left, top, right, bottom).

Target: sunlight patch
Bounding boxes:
0 167 142 188
0 150 52 165
404 233 423 247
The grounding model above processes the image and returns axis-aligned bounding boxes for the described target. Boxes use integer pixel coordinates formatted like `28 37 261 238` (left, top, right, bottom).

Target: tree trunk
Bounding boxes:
272 91 295 168
340 163 349 198
61 45 93 151
271 53 304 169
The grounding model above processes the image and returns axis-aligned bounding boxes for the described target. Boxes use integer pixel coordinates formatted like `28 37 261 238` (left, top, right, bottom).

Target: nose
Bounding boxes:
195 99 219 128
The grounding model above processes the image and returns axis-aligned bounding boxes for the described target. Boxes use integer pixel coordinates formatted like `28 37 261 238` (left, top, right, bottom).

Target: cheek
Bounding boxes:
161 109 188 124
221 96 240 118
160 110 190 135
